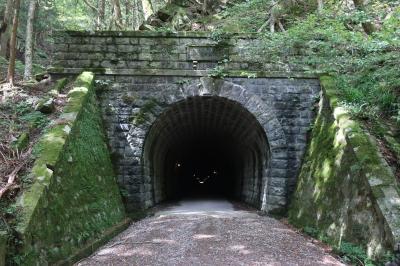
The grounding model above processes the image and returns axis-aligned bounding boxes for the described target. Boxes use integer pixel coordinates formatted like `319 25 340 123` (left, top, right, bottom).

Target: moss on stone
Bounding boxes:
122 93 136 105
47 66 64 73
130 98 159 126
16 72 125 265
33 124 69 167
289 75 400 259
52 77 68 94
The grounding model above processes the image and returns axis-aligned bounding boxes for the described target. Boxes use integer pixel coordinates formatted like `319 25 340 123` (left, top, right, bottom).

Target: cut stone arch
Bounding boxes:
126 77 289 212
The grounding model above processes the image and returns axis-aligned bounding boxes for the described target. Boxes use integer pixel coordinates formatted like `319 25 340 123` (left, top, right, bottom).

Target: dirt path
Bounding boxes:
77 199 344 266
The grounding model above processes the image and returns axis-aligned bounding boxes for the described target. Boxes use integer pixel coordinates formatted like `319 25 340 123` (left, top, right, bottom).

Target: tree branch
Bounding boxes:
82 0 98 13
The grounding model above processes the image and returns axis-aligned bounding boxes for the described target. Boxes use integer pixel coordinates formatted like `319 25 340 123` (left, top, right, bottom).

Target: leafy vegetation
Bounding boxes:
256 11 399 121
200 0 399 125
302 226 395 265
208 65 228 78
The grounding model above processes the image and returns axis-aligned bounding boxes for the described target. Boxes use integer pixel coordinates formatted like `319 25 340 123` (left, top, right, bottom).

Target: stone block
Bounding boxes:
186 45 227 61
117 45 141 53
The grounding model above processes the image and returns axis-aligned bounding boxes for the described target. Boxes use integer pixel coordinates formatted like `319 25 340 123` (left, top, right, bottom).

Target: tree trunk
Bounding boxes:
82 0 99 29
98 0 105 30
125 0 131 27
6 0 20 85
132 0 145 30
353 0 375 35
317 0 324 14
0 0 13 57
202 0 209 15
23 0 37 81
113 0 123 29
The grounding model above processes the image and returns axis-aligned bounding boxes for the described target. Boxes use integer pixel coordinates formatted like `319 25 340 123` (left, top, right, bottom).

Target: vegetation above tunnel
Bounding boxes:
1 0 399 126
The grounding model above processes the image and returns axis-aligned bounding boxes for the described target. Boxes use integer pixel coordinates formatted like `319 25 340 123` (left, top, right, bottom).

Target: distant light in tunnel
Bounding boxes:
195 174 211 184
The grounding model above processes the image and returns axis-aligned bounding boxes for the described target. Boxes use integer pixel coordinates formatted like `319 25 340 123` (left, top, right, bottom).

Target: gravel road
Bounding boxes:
77 199 344 266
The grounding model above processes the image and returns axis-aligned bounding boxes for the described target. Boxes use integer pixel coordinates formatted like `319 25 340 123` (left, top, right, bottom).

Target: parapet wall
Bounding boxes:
51 31 308 76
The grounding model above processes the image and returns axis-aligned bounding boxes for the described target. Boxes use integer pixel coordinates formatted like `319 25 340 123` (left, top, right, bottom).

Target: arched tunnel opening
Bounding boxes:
143 96 269 208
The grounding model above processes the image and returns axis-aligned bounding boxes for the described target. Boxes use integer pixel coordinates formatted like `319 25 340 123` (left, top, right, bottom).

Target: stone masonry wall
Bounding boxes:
51 31 320 213
95 76 319 212
51 31 309 75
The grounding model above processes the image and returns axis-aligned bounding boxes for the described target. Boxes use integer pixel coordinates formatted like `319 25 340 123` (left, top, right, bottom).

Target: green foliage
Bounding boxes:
301 226 395 265
210 29 234 47
254 8 400 123
20 112 49 129
11 133 29 151
208 65 227 78
16 102 49 129
214 0 272 32
334 242 374 266
302 226 319 238
220 1 399 123
0 55 44 81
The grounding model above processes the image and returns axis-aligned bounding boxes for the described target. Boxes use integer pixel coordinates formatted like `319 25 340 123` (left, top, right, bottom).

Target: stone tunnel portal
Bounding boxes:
143 96 269 208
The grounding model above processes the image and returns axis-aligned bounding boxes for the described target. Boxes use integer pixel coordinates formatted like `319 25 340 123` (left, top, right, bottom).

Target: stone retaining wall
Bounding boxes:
289 76 400 258
16 72 125 265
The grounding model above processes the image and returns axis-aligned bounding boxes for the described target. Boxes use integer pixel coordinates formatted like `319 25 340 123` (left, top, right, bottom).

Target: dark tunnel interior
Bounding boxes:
174 137 238 198
143 96 269 207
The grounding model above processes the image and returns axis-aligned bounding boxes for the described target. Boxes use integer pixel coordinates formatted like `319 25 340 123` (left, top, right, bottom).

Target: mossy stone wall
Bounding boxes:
16 72 125 264
289 76 400 258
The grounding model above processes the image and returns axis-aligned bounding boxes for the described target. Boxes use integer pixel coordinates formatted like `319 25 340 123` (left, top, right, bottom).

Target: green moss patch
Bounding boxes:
15 72 125 265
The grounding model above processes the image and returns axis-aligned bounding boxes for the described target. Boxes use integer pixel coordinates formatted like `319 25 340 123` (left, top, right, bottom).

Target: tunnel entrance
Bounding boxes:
143 96 269 208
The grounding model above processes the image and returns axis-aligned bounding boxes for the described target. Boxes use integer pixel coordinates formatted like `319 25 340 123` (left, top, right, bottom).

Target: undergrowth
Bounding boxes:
302 226 395 266
0 56 45 81
208 0 400 125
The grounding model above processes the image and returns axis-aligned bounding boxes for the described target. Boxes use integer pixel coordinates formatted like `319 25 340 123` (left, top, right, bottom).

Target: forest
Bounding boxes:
0 0 399 265
0 0 399 123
